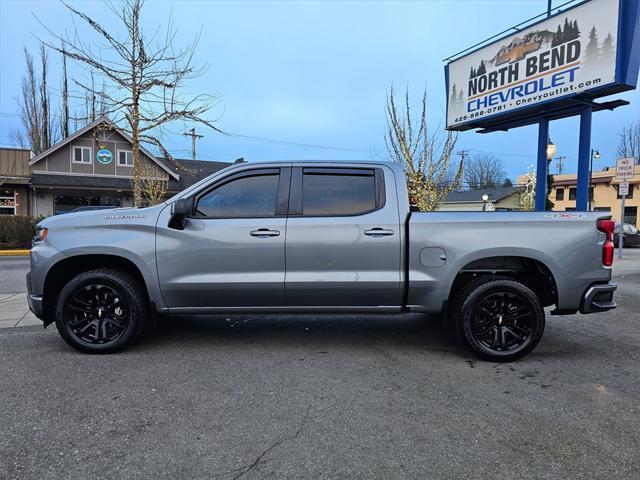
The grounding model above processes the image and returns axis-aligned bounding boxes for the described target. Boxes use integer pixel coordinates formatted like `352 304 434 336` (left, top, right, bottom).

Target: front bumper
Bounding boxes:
580 282 617 314
26 272 45 321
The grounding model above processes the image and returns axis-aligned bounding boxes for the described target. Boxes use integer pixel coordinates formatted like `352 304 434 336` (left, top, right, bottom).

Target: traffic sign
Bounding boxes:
618 182 629 196
616 157 634 179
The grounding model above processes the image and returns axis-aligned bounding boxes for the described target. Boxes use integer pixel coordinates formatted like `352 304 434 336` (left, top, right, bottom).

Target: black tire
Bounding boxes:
451 276 545 362
54 268 148 353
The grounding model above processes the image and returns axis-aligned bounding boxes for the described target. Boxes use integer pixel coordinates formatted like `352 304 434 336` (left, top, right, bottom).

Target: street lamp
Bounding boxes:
546 137 557 161
588 149 600 211
482 193 489 211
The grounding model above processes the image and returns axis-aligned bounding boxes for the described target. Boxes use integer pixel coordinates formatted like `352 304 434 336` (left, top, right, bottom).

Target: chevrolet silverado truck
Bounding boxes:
27 161 617 361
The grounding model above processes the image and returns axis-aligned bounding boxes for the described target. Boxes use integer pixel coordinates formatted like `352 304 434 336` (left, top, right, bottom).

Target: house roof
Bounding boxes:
444 186 521 203
167 159 233 191
28 116 179 181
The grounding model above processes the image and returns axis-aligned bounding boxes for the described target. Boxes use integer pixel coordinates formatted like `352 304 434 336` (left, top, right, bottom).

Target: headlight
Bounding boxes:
33 227 48 244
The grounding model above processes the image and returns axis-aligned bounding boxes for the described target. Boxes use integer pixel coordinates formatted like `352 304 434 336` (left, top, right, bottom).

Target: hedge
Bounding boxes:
0 215 41 249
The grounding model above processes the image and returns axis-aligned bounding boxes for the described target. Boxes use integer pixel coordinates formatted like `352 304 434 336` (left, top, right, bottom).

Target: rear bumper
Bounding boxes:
580 282 617 314
26 272 45 321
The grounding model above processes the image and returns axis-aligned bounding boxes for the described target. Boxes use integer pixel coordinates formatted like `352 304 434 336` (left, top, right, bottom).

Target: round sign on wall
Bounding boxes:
96 149 113 165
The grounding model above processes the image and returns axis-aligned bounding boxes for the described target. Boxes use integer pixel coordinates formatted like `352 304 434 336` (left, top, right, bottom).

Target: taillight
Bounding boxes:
597 219 615 267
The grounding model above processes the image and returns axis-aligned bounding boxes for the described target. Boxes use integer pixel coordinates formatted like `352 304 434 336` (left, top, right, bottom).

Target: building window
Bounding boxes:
53 195 121 215
617 184 634 199
555 188 564 201
568 188 576 201
0 188 16 215
72 146 92 164
623 206 637 227
118 150 133 166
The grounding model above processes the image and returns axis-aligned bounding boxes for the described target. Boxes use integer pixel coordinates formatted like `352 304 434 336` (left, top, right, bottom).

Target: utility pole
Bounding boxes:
183 127 204 160
456 150 469 190
555 156 566 175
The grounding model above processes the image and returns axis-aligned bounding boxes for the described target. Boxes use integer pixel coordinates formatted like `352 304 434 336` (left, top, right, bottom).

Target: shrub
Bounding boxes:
0 215 38 248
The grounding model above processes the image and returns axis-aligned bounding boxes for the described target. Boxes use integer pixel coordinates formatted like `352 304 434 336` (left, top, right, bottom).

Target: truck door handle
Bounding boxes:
364 228 394 237
250 228 280 237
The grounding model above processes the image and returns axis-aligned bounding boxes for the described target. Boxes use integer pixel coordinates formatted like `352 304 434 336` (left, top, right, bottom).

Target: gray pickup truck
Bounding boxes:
28 161 617 361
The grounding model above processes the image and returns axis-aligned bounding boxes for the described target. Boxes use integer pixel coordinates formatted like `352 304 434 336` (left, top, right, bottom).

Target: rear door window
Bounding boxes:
301 168 377 216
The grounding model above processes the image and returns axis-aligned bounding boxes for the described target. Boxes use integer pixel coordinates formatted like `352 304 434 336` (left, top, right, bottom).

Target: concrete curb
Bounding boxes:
0 250 30 256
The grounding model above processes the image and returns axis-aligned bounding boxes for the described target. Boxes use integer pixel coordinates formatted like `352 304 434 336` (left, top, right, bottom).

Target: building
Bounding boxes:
551 164 640 227
0 148 31 216
0 116 232 217
440 186 523 211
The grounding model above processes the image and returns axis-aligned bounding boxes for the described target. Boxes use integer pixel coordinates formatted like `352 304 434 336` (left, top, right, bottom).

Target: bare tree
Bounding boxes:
39 44 52 150
519 165 536 212
60 41 70 139
385 86 462 211
464 154 506 190
617 121 640 163
139 162 168 206
40 0 223 206
12 46 58 155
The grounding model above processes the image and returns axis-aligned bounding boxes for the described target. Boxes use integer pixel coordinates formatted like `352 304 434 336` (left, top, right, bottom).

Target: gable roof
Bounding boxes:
444 186 521 203
28 116 179 181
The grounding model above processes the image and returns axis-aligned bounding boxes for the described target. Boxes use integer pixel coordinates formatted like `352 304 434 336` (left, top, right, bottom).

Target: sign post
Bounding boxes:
616 157 634 259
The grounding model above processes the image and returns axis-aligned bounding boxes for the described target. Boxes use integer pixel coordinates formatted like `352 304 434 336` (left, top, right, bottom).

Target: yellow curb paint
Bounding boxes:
0 250 30 256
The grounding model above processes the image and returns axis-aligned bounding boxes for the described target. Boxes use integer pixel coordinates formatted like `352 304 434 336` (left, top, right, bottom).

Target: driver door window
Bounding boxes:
196 173 279 218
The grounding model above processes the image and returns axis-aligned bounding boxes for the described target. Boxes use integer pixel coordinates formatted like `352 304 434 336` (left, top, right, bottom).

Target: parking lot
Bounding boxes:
1 251 639 479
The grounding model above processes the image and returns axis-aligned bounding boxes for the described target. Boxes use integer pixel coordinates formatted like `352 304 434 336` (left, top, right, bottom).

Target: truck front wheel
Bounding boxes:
451 277 545 362
54 268 148 353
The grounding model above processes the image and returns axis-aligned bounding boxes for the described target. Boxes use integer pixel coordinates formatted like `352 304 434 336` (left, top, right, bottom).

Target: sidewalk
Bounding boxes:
0 293 42 329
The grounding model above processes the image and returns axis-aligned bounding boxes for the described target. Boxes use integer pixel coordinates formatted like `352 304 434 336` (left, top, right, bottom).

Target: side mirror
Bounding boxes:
168 197 192 230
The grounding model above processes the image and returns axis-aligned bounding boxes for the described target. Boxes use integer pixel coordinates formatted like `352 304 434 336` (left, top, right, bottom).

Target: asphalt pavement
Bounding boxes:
1 251 639 479
0 256 29 294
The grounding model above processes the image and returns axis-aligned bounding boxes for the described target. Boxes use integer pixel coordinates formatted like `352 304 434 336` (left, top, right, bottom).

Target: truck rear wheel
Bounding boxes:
54 268 148 353
451 276 545 362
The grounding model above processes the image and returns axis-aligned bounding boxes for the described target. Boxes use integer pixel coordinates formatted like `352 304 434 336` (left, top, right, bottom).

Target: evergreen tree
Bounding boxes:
600 32 615 61
502 177 513 187
572 20 580 40
563 18 571 39
457 90 464 106
450 84 458 106
477 60 486 76
552 25 563 47
585 26 600 65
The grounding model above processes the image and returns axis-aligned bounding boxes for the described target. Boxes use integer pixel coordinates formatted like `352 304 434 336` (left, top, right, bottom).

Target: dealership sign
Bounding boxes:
445 0 639 131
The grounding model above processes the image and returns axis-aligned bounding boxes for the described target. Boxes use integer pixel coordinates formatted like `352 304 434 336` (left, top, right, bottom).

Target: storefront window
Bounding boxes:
0 188 16 215
54 195 121 215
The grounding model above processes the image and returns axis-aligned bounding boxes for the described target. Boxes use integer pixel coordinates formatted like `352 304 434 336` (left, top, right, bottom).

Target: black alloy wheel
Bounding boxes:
55 268 148 353
471 291 534 353
64 284 129 345
452 277 545 362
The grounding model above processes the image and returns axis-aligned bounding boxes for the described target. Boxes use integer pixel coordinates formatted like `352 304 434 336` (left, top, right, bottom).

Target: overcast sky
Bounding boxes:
0 0 637 181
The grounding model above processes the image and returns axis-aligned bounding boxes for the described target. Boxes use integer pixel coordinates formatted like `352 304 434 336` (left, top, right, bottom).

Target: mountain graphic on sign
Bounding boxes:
468 18 581 80
97 150 112 163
